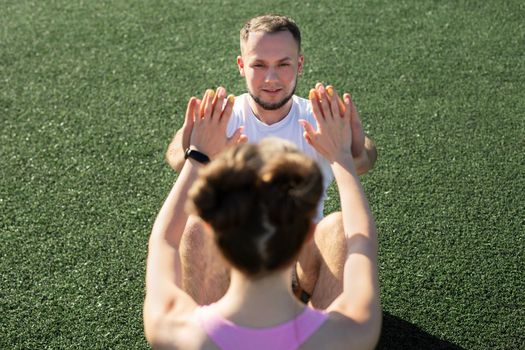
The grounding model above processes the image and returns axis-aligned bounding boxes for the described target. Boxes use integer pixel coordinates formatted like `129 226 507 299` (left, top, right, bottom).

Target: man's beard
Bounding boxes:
248 82 297 111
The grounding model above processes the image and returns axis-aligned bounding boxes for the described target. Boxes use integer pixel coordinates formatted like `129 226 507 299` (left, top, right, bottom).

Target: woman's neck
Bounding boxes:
214 267 305 327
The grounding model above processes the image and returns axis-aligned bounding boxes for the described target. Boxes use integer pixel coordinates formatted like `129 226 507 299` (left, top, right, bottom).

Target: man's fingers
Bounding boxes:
316 84 333 119
199 91 208 117
299 119 317 141
220 94 235 127
308 89 324 130
202 89 215 119
337 95 346 116
326 86 341 118
212 87 226 121
347 94 365 157
303 131 313 146
350 96 361 128
348 94 363 135
237 135 248 145
334 89 346 117
181 97 198 150
184 97 197 127
343 93 352 121
193 99 202 126
227 126 246 146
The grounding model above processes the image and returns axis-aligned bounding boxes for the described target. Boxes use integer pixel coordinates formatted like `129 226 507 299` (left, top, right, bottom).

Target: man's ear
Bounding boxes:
298 54 304 75
237 56 245 76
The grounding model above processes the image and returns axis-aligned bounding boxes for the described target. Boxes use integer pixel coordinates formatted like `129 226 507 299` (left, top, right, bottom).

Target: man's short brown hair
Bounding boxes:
240 14 301 53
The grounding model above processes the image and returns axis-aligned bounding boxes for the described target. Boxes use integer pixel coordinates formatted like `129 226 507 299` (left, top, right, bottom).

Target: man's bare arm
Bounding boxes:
165 93 200 172
354 135 377 175
165 128 186 172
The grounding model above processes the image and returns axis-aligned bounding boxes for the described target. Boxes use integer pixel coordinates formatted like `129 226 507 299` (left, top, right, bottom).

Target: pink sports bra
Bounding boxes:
195 303 328 350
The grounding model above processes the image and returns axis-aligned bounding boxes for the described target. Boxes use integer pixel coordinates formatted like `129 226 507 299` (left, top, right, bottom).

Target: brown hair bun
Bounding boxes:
188 145 262 231
188 140 323 275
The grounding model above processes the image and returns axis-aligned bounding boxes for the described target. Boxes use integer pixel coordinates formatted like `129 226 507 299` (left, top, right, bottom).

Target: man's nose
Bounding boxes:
264 67 278 82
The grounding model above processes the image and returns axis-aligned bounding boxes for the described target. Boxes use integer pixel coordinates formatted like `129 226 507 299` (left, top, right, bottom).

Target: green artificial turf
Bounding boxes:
1 0 523 349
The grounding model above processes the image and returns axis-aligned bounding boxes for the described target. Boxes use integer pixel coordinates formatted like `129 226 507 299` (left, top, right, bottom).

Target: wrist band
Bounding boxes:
184 148 210 164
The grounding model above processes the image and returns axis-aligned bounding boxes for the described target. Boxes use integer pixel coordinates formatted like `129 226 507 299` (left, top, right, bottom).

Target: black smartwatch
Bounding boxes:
184 148 210 164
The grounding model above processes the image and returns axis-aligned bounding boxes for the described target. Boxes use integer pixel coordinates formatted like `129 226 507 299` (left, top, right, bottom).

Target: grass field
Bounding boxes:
1 0 524 349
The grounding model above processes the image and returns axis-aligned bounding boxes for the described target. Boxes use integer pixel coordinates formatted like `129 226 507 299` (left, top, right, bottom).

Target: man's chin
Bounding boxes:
250 93 293 111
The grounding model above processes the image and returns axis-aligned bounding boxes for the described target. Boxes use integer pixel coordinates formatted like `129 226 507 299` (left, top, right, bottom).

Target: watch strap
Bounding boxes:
184 148 210 164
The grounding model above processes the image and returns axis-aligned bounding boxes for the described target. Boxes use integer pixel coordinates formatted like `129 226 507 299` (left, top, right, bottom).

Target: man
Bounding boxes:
165 14 377 308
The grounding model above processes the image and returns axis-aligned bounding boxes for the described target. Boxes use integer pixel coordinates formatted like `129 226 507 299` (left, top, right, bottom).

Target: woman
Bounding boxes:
144 85 381 349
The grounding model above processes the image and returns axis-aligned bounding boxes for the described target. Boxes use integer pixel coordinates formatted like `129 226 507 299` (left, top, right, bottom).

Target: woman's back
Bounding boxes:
151 304 373 350
196 303 326 350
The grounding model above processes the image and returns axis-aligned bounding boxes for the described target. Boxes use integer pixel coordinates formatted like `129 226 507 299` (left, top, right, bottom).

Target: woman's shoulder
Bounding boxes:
147 303 215 349
302 311 379 350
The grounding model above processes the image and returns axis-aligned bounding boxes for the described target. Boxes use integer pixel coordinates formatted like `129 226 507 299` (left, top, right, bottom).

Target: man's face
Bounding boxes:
238 31 303 111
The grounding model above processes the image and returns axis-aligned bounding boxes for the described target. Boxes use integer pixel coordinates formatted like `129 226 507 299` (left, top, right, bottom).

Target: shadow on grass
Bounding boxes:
377 312 465 349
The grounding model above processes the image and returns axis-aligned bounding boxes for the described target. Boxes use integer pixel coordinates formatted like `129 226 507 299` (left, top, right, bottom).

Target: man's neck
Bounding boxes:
248 96 294 125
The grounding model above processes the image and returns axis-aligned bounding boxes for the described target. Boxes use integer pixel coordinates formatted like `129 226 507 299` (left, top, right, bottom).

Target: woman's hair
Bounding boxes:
187 138 323 276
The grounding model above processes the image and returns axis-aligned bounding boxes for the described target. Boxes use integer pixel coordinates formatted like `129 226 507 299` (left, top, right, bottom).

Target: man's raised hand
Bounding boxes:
189 87 246 159
300 83 353 163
